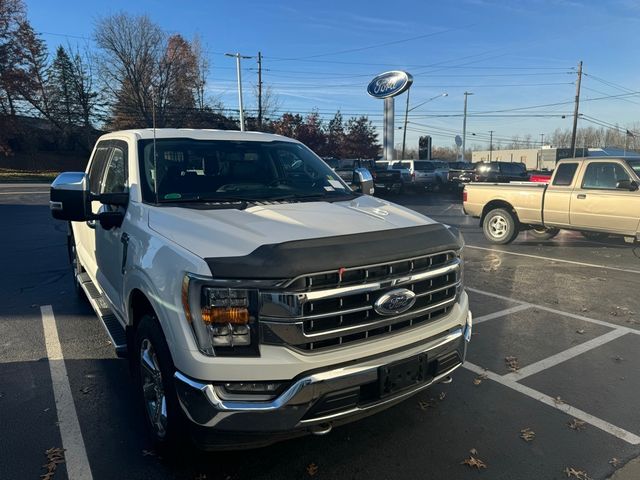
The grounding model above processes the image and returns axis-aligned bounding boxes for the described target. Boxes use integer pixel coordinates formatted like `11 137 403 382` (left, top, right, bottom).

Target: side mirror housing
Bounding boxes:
353 167 375 195
50 172 91 221
616 179 639 191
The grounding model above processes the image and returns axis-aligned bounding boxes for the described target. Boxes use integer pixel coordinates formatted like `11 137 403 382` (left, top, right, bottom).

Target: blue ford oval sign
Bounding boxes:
374 288 416 316
367 71 413 99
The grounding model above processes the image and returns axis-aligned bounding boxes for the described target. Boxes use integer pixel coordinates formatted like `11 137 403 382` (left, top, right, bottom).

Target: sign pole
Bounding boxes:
384 97 395 161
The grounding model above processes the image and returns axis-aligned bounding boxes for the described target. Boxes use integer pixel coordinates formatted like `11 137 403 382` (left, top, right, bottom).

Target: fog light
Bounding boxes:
223 382 282 395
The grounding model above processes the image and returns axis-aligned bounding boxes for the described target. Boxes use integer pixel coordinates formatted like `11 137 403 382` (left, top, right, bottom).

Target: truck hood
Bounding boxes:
148 195 436 259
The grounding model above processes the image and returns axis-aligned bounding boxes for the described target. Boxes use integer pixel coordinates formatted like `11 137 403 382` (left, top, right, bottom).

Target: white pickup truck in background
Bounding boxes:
49 129 472 450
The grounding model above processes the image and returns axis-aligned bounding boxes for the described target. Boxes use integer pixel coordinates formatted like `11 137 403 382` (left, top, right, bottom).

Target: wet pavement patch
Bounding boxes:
467 308 613 374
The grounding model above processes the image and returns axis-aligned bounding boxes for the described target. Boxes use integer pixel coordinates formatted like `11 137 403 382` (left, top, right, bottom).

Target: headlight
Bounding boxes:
182 275 258 356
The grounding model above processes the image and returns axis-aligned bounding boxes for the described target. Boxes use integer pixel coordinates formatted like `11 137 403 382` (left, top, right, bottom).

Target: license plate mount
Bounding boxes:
378 354 429 398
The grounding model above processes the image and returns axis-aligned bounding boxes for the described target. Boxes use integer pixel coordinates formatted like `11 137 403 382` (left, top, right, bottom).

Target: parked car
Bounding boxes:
325 158 375 194
463 156 640 244
374 160 410 193
469 161 529 183
447 162 475 187
528 170 553 183
49 129 472 450
386 160 450 192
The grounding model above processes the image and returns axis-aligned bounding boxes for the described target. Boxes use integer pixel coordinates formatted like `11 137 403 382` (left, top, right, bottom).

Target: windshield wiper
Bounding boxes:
268 192 358 202
158 196 258 209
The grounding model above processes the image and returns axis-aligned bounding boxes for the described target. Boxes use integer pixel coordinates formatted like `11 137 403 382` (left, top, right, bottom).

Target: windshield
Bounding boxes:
625 159 640 176
137 139 353 204
414 161 435 171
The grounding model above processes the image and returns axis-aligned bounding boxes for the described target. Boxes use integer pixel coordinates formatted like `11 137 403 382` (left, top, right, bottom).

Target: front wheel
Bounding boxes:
135 314 188 453
528 226 560 240
483 208 519 244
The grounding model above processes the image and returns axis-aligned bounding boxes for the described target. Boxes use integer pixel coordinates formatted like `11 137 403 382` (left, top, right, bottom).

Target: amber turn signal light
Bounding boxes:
201 306 249 325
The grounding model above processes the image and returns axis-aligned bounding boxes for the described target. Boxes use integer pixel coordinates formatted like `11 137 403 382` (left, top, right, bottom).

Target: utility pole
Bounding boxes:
538 133 545 170
489 130 494 161
462 92 473 161
225 52 253 131
257 51 263 128
401 87 411 159
570 60 583 157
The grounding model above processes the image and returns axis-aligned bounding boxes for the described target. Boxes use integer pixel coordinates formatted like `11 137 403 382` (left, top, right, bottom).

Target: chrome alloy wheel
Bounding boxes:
140 338 167 438
488 214 509 239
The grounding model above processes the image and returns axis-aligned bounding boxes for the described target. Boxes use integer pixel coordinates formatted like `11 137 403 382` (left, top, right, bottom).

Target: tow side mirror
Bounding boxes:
616 179 639 191
50 172 91 221
354 167 374 195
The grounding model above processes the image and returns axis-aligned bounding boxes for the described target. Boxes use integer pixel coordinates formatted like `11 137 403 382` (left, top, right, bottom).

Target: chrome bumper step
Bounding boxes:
78 272 128 358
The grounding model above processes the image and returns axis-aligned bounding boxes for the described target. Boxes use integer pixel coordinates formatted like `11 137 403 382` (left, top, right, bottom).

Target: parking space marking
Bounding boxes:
503 329 629 381
463 361 640 445
467 287 640 335
473 304 532 324
41 305 94 480
466 245 640 275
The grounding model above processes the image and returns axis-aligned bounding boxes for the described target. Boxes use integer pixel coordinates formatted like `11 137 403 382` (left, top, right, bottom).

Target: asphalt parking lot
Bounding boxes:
1 184 640 480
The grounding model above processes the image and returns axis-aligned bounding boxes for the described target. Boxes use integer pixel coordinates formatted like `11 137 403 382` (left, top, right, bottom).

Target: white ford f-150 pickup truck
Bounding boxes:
49 129 472 450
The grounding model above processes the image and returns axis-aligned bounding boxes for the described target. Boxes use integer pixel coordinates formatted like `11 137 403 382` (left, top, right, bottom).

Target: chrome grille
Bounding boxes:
260 250 462 352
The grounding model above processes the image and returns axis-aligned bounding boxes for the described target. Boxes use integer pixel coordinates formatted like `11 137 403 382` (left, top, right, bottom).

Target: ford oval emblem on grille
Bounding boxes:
374 288 416 316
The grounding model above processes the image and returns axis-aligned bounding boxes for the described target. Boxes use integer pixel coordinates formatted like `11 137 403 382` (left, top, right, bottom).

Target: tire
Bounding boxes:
528 226 560 240
134 314 188 453
581 231 608 241
67 231 87 300
483 208 519 244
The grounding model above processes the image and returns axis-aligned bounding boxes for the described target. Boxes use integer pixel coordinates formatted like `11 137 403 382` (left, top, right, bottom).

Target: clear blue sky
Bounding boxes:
25 0 640 150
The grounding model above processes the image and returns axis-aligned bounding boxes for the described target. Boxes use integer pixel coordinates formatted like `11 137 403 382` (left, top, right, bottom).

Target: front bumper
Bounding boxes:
174 309 472 448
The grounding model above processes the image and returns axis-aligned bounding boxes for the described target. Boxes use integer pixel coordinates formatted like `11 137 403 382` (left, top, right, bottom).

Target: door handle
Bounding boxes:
577 194 586 199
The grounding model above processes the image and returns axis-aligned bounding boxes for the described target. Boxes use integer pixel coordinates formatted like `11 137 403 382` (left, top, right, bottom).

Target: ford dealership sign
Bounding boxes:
367 71 413 99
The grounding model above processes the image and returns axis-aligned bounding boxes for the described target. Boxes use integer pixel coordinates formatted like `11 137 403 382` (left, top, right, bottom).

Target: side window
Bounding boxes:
101 146 128 194
552 163 578 186
582 162 630 190
87 144 111 193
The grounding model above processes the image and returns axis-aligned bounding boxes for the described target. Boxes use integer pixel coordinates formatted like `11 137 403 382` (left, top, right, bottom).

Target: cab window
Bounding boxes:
101 145 128 194
581 162 630 190
552 163 578 186
87 143 111 193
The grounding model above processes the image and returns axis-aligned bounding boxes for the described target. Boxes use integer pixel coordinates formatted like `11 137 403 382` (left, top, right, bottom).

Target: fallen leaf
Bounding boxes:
438 392 447 401
520 427 536 442
41 447 65 480
612 356 624 363
576 329 585 334
470 448 478 456
473 373 488 386
609 458 621 467
461 455 487 470
306 463 319 476
194 475 207 480
563 467 592 479
505 356 519 372
581 307 588 312
419 399 436 410
568 419 586 431
79 385 94 395
142 449 156 457
554 396 565 405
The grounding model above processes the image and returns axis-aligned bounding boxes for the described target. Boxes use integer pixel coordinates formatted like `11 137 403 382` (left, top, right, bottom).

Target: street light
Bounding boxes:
461 92 474 161
401 92 448 159
225 52 253 131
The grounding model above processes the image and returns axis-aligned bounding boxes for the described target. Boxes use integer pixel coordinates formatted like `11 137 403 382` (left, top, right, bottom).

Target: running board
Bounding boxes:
78 272 128 358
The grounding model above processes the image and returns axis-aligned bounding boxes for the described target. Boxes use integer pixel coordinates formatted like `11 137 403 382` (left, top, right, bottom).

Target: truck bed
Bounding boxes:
464 182 547 225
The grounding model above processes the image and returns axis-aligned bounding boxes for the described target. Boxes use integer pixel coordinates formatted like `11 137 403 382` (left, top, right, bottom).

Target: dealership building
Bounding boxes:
471 146 589 170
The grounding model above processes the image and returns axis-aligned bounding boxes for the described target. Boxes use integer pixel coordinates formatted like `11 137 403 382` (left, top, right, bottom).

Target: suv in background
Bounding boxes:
471 161 529 183
388 160 450 191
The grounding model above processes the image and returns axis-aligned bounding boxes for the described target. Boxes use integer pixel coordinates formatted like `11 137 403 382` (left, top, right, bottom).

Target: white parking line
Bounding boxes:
464 361 640 445
473 304 532 324
503 329 629 381
466 245 640 275
467 286 640 335
41 305 93 480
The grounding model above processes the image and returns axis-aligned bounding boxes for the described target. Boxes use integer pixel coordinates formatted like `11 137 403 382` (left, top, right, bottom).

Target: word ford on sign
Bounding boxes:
367 71 413 99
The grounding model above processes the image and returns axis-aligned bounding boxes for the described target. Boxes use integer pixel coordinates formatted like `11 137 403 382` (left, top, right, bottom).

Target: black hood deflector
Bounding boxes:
204 223 463 279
